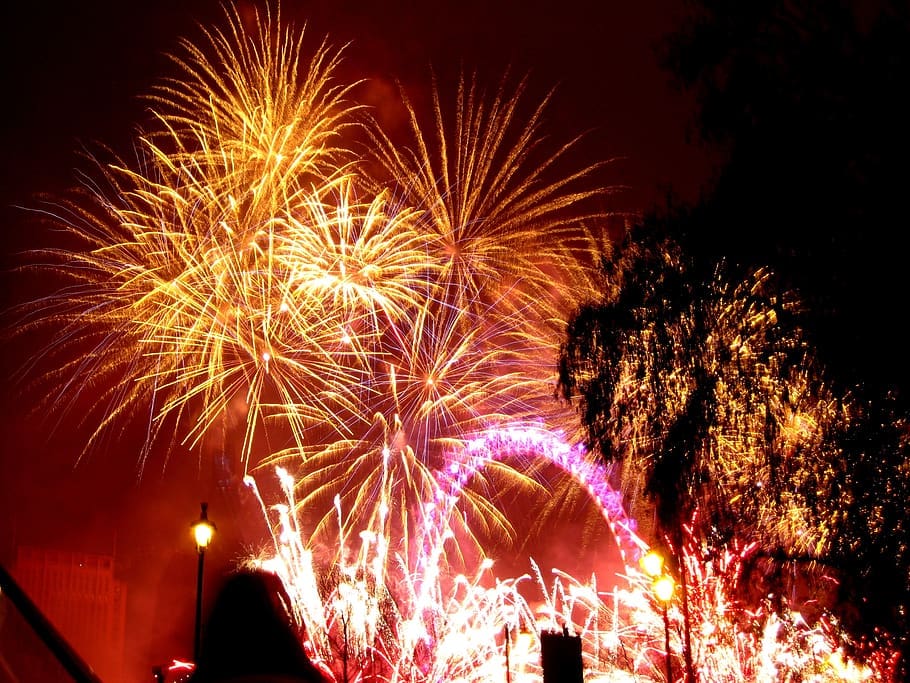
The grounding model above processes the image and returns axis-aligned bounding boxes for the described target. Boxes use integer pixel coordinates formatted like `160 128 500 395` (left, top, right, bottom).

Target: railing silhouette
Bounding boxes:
0 562 103 683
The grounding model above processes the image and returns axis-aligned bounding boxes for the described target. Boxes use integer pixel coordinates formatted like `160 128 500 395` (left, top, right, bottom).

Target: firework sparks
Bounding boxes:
245 423 646 683
13 3 374 473
247 445 870 683
11 2 892 681
363 72 609 315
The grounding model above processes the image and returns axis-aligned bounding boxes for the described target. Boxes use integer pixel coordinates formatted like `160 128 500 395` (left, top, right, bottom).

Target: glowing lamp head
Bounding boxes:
652 575 675 603
640 549 664 578
192 502 216 551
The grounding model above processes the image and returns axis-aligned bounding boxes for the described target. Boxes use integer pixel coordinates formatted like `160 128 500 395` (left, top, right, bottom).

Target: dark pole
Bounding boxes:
680 563 695 683
191 502 215 664
662 604 673 683
504 624 511 683
341 612 349 683
194 543 206 662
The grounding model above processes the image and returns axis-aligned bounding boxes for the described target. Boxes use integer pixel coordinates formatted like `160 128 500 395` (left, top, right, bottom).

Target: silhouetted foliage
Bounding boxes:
660 0 910 400
559 1 910 675
558 216 835 556
654 2 910 675
825 395 910 676
560 209 910 678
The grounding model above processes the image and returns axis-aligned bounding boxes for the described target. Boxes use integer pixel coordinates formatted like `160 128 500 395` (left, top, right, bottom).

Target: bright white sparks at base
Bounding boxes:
16 2 884 680
244 425 869 683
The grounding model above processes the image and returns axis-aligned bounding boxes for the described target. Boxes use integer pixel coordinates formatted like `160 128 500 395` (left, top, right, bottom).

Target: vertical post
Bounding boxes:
680 563 694 683
642 550 675 683
341 612 349 683
194 545 206 662
504 624 511 683
191 502 215 664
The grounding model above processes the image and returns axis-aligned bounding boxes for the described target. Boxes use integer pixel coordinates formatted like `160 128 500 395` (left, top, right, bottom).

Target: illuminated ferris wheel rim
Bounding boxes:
440 423 645 568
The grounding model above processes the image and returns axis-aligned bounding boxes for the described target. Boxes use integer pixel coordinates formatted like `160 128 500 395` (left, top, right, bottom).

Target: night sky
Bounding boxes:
0 1 716 679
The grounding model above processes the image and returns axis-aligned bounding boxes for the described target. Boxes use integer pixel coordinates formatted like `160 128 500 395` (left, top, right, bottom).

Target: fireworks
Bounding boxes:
247 461 872 683
11 2 891 681
15 1 608 478
14 3 368 472
244 426 646 683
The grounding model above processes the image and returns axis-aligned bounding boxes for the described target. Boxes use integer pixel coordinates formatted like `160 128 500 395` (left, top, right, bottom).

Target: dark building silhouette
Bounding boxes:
540 627 583 683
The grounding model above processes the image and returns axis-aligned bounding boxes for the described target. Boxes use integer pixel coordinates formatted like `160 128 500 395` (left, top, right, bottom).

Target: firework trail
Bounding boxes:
13 3 376 473
15 1 609 479
363 71 608 305
247 440 870 683
362 72 611 431
147 2 361 192
245 422 648 683
11 2 886 680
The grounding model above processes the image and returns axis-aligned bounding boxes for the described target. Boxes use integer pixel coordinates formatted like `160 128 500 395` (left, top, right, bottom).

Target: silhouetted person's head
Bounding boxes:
190 567 325 683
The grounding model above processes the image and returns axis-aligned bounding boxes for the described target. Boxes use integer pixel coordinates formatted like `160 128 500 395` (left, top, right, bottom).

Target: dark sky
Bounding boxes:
0 1 712 678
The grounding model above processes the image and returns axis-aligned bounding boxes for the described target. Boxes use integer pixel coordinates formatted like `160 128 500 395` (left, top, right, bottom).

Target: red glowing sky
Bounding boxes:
0 1 712 679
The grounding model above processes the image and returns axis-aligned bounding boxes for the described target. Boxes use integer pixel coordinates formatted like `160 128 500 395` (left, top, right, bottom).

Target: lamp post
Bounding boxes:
504 622 512 683
191 502 216 663
641 550 674 683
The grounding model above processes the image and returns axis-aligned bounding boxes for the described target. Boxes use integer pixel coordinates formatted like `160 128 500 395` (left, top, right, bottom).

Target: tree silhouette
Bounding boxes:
558 213 910 677
559 2 910 674
825 394 910 677
558 216 840 557
659 0 910 400
657 3 910 674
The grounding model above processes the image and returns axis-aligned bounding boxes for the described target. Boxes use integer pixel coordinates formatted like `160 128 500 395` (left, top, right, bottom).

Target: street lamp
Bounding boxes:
640 549 664 579
191 502 216 663
641 550 674 683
